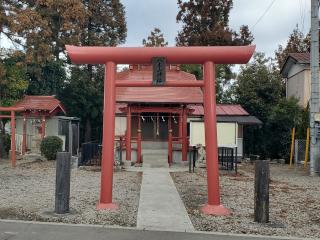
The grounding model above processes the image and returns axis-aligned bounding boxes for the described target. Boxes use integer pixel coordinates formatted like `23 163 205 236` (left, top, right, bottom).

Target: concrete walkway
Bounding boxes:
137 168 194 232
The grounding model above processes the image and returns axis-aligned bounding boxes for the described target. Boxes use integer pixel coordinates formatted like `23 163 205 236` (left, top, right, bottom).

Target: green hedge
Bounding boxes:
40 136 63 160
3 133 11 154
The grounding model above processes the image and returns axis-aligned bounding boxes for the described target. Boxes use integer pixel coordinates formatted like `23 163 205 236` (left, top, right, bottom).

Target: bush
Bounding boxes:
40 136 63 160
3 133 11 154
0 133 11 158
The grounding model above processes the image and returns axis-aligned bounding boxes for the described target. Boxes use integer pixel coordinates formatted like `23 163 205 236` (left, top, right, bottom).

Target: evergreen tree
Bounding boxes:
62 0 127 142
275 27 310 68
175 0 253 103
235 53 303 159
1 0 127 142
143 28 168 47
176 0 252 46
0 49 28 106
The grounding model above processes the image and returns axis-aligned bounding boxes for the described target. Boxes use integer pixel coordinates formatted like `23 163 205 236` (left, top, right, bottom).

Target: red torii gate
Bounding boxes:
0 107 25 167
66 45 255 215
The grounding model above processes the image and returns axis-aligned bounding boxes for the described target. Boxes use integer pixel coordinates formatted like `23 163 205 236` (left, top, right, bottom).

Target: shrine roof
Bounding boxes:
12 95 66 115
116 103 248 116
116 65 203 104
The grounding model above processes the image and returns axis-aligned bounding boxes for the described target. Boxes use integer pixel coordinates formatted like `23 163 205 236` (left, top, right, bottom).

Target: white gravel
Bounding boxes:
0 160 142 227
171 163 320 239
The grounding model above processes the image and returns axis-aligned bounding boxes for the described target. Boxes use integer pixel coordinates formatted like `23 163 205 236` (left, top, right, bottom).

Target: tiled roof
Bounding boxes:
189 104 249 116
116 68 203 104
287 53 310 63
13 96 66 114
280 52 310 78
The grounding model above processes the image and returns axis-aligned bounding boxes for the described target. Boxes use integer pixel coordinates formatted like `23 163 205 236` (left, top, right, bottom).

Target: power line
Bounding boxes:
252 0 277 30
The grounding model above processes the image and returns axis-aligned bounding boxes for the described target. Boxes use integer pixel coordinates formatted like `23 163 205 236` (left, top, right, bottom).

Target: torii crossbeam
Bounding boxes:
66 45 255 215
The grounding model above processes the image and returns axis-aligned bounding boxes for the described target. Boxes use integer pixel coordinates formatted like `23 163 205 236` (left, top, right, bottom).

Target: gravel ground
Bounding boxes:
0 160 142 227
171 163 320 239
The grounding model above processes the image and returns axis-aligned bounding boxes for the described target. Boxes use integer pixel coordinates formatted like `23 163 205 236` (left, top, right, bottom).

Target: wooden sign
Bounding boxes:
152 57 166 85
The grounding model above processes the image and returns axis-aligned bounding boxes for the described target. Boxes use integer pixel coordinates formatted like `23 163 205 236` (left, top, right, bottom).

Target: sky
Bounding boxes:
121 0 311 58
0 0 311 59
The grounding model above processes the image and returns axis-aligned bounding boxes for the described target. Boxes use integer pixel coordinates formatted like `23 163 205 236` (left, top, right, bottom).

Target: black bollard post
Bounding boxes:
254 160 270 223
192 146 197 173
119 137 123 165
188 149 192 173
55 152 71 214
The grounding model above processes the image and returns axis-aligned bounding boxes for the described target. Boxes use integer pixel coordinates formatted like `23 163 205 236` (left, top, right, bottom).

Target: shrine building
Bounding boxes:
114 64 261 166
11 95 80 156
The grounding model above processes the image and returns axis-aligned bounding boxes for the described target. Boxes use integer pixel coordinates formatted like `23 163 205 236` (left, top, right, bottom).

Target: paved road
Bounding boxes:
137 168 194 231
0 220 313 240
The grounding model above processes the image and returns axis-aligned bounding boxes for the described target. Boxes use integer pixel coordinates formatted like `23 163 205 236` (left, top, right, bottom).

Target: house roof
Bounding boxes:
116 66 203 104
280 52 310 78
189 104 249 116
217 115 262 125
13 95 66 115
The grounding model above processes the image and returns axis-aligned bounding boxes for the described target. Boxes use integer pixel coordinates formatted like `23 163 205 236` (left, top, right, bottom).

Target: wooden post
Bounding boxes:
182 107 188 161
55 152 71 214
11 111 16 168
168 130 173 165
22 114 27 155
126 105 132 162
137 113 142 164
304 128 310 168
168 114 173 165
254 160 270 223
41 115 46 139
119 136 123 165
289 127 295 167
179 111 183 139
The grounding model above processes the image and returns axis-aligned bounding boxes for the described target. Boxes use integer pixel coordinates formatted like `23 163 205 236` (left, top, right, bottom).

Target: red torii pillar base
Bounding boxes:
97 203 118 210
201 61 230 216
201 204 230 216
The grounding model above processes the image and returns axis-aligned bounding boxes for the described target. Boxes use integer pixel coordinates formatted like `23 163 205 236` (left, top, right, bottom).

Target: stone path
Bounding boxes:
137 168 194 232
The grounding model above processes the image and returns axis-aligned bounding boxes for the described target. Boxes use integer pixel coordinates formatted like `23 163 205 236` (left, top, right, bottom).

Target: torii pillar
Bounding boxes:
0 107 24 167
66 45 255 214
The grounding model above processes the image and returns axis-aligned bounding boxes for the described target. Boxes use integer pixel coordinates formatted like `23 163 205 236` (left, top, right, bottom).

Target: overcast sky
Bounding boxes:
121 0 311 58
0 0 311 59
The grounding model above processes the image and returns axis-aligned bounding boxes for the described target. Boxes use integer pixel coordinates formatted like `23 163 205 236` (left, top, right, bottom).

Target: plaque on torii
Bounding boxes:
152 57 166 85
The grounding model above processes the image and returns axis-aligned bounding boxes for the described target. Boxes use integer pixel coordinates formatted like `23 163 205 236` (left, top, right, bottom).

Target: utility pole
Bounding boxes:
310 0 320 176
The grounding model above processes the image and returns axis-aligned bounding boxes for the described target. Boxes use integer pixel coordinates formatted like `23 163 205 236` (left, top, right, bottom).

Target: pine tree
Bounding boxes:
82 0 127 47
176 0 253 46
175 0 254 103
143 28 168 47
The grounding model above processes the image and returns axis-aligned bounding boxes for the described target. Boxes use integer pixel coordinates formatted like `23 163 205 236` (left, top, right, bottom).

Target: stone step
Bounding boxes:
142 149 168 154
141 141 168 149
142 149 169 168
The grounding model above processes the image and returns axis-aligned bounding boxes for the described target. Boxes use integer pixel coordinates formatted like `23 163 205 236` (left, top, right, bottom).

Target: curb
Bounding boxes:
0 219 318 240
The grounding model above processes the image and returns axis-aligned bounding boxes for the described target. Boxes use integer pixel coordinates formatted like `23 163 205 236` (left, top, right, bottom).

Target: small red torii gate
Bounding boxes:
66 45 255 215
0 107 25 167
